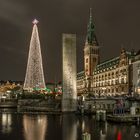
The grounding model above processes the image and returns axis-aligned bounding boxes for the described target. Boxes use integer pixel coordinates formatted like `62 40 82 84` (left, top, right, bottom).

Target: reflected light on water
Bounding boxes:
23 115 47 140
62 115 77 140
100 122 107 140
117 131 122 140
100 130 106 140
82 119 85 132
0 113 140 140
1 113 12 133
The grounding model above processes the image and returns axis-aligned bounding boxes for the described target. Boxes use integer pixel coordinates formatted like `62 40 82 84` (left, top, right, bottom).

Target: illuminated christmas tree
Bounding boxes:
23 19 46 91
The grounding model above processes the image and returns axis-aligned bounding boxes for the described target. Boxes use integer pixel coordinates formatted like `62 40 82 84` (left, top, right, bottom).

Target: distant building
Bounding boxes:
92 49 134 96
132 50 140 94
77 9 135 97
0 81 19 93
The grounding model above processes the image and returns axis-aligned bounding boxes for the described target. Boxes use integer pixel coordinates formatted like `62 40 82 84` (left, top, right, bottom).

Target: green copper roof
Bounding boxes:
77 71 84 76
93 51 135 73
77 71 84 79
94 57 119 72
86 8 98 46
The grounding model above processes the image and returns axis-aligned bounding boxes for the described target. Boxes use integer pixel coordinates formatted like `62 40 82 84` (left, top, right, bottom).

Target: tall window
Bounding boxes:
86 58 88 63
112 89 114 93
93 58 96 62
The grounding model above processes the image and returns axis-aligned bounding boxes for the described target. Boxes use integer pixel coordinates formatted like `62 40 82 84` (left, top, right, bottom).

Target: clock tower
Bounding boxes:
84 9 100 92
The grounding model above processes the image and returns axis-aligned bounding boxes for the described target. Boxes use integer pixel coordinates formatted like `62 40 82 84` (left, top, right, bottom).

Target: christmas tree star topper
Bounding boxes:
32 19 39 24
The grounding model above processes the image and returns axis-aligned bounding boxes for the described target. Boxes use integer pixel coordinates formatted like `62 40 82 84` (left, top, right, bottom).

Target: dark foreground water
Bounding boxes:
0 112 140 140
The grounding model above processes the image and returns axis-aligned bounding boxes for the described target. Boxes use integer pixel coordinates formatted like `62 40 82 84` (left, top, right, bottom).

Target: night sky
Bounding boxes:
0 0 140 82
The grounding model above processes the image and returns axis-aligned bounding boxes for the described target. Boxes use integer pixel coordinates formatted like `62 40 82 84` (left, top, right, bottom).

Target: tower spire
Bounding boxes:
90 8 92 21
86 8 98 46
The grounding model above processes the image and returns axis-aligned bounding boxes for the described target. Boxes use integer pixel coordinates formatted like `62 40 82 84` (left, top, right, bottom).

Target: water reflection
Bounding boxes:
117 131 122 140
1 113 12 133
62 114 77 140
77 117 108 140
23 115 47 140
0 113 140 140
81 118 85 132
100 122 107 140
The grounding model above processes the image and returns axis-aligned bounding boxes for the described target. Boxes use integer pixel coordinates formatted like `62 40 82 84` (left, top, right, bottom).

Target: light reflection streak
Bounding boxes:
23 115 47 140
1 113 12 133
100 122 107 140
62 115 77 140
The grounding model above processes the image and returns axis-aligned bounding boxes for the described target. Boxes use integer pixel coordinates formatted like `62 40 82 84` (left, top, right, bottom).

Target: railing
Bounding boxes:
0 99 17 107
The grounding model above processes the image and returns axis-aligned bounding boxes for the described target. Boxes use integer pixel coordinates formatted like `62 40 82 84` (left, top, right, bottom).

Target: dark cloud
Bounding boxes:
0 0 140 81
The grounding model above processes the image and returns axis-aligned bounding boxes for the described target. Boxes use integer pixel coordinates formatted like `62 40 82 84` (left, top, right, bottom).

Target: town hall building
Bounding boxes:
77 9 136 97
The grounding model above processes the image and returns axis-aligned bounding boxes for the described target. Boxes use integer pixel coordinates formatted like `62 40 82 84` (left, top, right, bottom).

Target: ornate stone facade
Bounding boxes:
77 10 135 97
92 49 133 96
133 50 140 94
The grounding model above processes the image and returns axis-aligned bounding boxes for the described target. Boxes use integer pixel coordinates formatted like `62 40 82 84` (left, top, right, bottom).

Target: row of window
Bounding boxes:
94 104 114 110
93 87 127 93
93 69 127 80
90 48 99 54
85 58 97 63
93 78 127 87
94 66 127 74
77 81 84 86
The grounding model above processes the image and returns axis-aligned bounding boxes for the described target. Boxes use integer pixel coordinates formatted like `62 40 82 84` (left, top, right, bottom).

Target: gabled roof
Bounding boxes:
94 57 119 72
77 71 84 78
94 51 134 73
77 71 84 75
